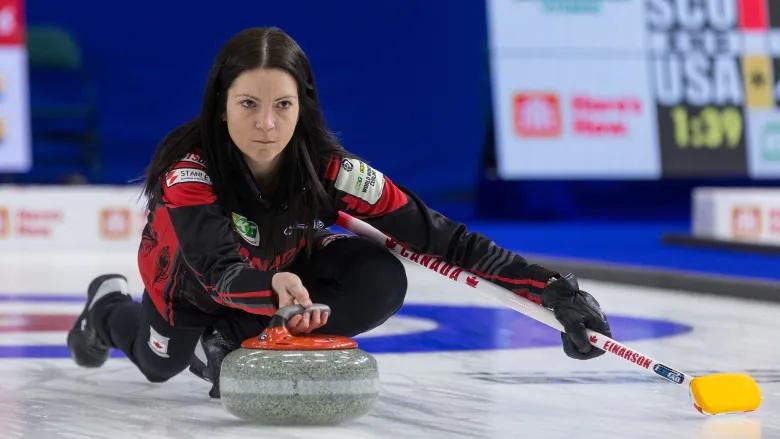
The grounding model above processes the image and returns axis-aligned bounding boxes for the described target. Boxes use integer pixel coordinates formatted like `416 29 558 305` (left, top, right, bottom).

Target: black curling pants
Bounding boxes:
92 235 408 383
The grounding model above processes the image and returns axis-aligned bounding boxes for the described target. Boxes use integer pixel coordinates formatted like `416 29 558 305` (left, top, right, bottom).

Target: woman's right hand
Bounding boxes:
271 272 312 308
271 272 328 334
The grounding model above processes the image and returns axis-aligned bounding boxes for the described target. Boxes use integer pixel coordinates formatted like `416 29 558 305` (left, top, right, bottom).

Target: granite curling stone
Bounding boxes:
220 304 380 425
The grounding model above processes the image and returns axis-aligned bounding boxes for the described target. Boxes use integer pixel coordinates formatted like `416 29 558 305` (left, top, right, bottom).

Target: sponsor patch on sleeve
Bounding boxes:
334 158 385 205
165 168 212 187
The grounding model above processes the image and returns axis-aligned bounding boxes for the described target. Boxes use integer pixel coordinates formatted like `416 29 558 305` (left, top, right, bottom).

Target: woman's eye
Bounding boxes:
240 100 256 108
277 100 292 109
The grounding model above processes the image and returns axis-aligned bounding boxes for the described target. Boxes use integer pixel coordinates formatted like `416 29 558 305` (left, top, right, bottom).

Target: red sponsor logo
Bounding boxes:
603 340 652 369
99 208 132 240
731 206 762 238
0 0 24 46
16 209 63 237
589 335 598 344
513 93 562 138
571 95 642 137
769 209 780 235
466 276 479 288
385 237 398 250
0 207 8 237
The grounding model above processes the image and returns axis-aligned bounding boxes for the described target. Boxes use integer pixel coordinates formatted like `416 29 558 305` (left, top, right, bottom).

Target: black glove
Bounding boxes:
542 273 611 360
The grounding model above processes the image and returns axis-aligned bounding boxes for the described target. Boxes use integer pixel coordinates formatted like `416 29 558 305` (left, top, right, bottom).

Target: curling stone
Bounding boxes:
220 304 379 425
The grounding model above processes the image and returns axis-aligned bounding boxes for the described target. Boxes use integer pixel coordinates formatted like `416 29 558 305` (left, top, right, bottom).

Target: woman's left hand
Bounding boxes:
287 308 330 335
543 273 611 360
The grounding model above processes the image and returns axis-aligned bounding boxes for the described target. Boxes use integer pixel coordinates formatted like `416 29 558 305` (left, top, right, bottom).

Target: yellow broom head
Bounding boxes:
690 373 762 415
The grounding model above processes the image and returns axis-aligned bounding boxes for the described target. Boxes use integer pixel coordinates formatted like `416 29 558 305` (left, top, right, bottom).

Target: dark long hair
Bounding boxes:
143 27 349 252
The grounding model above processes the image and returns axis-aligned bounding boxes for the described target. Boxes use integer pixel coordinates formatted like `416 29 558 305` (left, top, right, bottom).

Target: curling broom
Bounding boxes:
336 211 762 415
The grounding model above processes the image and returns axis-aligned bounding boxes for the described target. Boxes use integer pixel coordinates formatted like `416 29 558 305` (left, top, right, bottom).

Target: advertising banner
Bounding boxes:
693 187 780 244
493 57 659 178
0 186 146 252
0 0 30 172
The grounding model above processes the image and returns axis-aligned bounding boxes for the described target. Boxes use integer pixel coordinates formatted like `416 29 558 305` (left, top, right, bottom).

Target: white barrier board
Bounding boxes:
693 187 780 244
0 186 146 252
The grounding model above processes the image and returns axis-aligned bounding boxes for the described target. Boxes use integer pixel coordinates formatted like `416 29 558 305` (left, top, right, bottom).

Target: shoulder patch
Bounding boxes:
165 168 212 187
334 158 385 205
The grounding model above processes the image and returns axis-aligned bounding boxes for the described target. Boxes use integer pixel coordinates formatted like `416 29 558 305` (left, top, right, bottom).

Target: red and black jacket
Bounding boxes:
139 135 556 326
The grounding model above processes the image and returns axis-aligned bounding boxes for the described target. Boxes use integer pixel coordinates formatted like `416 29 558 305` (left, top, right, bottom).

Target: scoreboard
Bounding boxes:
0 0 29 173
488 0 780 179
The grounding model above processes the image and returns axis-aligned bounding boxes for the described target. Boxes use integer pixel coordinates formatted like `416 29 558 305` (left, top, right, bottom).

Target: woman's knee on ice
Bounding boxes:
137 351 192 383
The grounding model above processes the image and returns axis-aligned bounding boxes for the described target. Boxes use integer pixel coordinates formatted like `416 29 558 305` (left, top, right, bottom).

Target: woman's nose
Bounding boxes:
254 107 275 131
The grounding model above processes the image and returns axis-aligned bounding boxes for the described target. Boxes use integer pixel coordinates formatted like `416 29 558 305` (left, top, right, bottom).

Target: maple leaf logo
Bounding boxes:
466 276 479 288
589 335 598 344
385 238 398 250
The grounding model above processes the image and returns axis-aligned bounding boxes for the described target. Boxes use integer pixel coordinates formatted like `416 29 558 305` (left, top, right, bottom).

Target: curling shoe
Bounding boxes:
67 274 131 367
188 327 240 399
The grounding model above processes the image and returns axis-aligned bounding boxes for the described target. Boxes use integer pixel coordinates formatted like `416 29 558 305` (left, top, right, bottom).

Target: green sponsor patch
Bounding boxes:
232 212 260 246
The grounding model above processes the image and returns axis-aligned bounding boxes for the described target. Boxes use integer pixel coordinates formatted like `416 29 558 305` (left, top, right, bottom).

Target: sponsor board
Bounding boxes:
494 57 658 178
0 0 31 172
489 0 780 178
693 187 780 245
0 187 146 251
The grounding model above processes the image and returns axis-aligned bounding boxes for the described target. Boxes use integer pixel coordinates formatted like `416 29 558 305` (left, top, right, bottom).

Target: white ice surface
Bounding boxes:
0 252 776 438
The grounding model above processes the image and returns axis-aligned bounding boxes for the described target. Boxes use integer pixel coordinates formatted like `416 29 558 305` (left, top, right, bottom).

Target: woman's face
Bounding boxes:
225 68 300 176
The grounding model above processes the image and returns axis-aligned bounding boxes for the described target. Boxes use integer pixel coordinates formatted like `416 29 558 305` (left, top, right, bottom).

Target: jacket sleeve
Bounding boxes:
323 155 558 300
160 155 277 316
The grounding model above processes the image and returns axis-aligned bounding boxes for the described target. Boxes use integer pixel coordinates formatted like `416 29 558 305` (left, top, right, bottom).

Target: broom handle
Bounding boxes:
336 211 693 387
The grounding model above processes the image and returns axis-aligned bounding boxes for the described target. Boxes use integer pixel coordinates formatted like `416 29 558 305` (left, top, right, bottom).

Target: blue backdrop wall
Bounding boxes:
25 0 489 213
27 1 771 222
